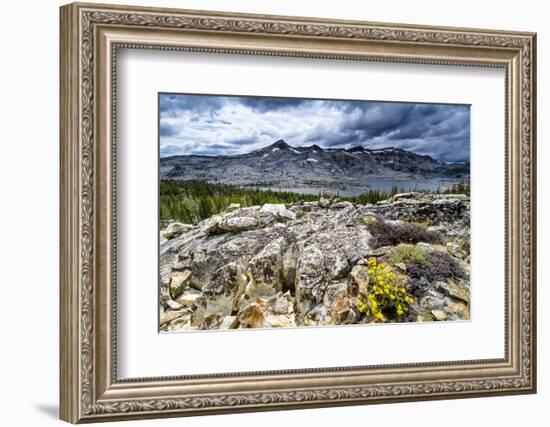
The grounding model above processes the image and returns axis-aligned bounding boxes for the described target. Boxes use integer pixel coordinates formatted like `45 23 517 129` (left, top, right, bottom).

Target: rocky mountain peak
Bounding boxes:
252 139 292 155
307 144 323 152
368 147 405 153
270 139 291 150
161 139 470 186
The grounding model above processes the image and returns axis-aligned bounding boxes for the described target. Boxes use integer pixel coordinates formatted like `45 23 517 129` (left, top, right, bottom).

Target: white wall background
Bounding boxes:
0 0 545 425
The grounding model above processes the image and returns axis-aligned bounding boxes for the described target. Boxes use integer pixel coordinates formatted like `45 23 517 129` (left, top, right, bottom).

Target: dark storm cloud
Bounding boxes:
159 121 180 137
238 97 307 112
159 93 470 162
159 94 224 117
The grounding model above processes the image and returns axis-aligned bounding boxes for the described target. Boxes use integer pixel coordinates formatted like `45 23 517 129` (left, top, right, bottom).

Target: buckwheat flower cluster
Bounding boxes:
357 258 413 321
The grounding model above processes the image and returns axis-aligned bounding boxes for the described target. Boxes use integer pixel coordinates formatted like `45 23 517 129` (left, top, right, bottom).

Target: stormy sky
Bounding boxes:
159 93 470 163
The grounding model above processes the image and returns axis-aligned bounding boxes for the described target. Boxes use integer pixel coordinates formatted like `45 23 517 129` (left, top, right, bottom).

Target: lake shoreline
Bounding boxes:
252 176 468 196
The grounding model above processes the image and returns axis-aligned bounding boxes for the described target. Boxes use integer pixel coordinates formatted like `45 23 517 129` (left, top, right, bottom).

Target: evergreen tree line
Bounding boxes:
160 179 470 225
436 180 470 196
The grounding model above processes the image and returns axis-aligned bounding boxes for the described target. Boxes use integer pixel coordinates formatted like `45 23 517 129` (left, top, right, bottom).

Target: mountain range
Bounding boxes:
160 140 469 190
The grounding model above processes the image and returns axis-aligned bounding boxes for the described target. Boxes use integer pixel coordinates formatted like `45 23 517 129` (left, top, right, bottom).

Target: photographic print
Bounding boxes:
159 93 471 332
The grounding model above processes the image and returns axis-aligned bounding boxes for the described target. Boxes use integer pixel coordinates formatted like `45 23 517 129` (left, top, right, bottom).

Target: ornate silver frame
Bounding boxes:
60 2 537 423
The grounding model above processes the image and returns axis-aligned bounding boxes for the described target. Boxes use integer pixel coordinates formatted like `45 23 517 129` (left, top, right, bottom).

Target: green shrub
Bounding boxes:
362 218 443 248
420 311 435 321
404 217 430 229
357 215 374 227
388 244 427 266
406 250 466 295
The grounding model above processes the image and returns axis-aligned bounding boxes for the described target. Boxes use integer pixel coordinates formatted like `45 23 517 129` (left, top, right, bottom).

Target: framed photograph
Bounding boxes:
60 2 537 423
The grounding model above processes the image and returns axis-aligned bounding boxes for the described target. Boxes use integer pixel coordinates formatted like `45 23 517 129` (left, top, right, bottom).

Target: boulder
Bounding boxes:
318 197 331 208
169 270 191 299
204 215 259 235
162 313 192 332
446 302 470 320
220 315 240 329
271 291 293 314
238 305 268 328
260 203 297 221
264 313 297 328
281 241 299 292
159 287 171 309
303 305 330 326
326 252 350 280
435 279 470 303
431 309 448 321
201 313 224 329
238 295 297 329
184 227 293 292
324 281 357 325
217 216 259 233
348 265 369 297
330 201 354 209
172 252 193 271
301 201 320 212
190 296 208 328
165 299 183 311
202 262 248 314
247 239 285 296
176 288 203 308
295 246 326 318
446 240 468 260
162 222 194 240
389 192 421 202
420 294 446 311
160 309 188 327
226 203 241 212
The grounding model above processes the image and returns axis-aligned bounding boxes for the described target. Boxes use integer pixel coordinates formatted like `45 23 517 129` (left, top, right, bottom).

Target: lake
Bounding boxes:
257 177 462 197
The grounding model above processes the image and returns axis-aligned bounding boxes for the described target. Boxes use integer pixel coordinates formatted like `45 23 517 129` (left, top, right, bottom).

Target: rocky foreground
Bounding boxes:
159 193 470 332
